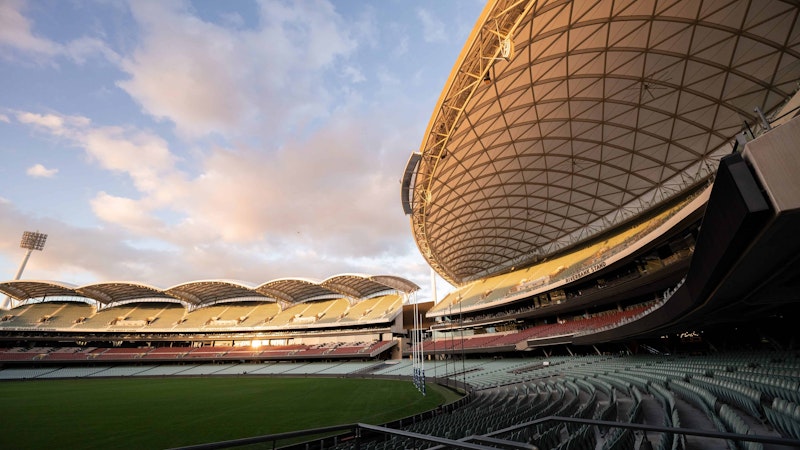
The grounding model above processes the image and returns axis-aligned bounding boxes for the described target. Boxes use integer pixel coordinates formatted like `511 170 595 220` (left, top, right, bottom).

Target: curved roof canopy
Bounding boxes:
0 274 419 305
256 278 336 303
0 280 79 300
405 0 800 285
322 274 421 298
165 280 263 304
77 282 174 304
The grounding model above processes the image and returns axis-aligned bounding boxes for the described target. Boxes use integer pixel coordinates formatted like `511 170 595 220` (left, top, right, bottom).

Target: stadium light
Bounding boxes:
1 231 48 309
20 231 48 252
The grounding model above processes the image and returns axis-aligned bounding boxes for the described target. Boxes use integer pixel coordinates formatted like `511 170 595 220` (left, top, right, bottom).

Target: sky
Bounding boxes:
0 0 486 302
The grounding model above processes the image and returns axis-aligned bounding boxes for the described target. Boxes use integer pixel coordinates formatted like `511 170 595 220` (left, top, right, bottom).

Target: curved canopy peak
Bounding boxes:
408 0 800 284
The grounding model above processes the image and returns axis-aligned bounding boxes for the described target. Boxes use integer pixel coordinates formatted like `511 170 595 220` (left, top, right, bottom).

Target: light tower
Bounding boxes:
1 231 48 309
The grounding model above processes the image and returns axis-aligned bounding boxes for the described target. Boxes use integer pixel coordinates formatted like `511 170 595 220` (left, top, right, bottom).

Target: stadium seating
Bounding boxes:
766 398 800 440
140 347 189 360
177 304 233 328
0 367 61 379
91 347 149 360
34 302 95 328
1 350 798 448
432 194 697 315
339 294 403 322
109 302 175 327
244 302 282 324
0 302 90 328
424 303 650 352
73 304 141 329
314 298 350 323
0 293 402 337
37 366 109 378
364 352 798 449
1 340 397 364
0 348 48 361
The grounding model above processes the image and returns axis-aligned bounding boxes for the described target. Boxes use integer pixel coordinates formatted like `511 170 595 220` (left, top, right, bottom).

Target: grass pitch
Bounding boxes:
0 377 458 449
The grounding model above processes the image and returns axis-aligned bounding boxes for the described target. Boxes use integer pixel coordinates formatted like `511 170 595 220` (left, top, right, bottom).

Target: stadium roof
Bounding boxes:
79 282 174 304
403 0 800 285
0 280 79 300
0 274 419 306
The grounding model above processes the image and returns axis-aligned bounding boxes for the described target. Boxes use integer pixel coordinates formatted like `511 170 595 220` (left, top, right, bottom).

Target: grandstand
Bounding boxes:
2 0 800 448
395 0 800 357
1 352 798 448
0 276 416 361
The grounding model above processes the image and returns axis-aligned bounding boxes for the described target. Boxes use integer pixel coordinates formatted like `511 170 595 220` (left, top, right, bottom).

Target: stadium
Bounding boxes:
3 0 800 449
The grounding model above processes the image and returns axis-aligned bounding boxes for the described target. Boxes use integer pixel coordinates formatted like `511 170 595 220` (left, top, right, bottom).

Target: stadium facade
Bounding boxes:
3 1 800 448
0 275 420 360
401 0 800 354
0 0 797 364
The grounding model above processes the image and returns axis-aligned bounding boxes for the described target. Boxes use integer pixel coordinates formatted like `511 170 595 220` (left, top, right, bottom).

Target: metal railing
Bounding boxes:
170 415 800 450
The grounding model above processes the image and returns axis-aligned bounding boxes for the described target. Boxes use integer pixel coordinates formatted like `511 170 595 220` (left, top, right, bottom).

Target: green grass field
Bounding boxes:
0 377 460 449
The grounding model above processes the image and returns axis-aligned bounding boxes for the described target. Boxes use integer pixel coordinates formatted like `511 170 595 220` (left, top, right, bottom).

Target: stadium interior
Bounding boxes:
3 0 800 449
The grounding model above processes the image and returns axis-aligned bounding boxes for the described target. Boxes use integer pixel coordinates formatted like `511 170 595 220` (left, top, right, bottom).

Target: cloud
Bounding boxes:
0 114 10 123
417 8 447 43
0 2 474 298
12 107 421 279
352 6 379 49
63 36 121 65
15 110 177 195
182 117 409 249
394 35 409 57
82 125 178 194
0 0 59 59
0 199 200 286
118 1 358 139
0 0 117 64
26 163 58 178
342 65 366 83
0 197 436 293
17 111 66 131
16 111 90 135
89 192 164 234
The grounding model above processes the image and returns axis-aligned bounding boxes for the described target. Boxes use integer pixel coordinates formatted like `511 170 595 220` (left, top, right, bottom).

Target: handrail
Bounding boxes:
166 423 355 450
170 415 800 450
483 416 800 447
170 422 502 450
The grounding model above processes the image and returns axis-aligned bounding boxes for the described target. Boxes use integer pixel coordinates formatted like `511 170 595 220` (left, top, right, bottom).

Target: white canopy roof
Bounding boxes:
405 0 800 284
0 274 419 305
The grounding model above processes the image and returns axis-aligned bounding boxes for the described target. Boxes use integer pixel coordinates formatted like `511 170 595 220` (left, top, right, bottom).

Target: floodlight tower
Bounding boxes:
1 231 48 309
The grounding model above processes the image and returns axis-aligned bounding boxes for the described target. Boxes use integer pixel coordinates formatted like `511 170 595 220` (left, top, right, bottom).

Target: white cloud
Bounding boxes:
90 192 163 234
26 163 58 178
0 0 59 59
0 197 434 292
17 111 66 131
15 111 177 197
219 12 245 29
342 65 366 83
12 107 417 272
0 114 10 123
0 0 117 64
417 8 447 43
118 1 358 139
82 126 178 194
0 2 478 297
0 200 180 285
352 6 379 49
64 36 121 65
16 111 90 135
394 35 409 57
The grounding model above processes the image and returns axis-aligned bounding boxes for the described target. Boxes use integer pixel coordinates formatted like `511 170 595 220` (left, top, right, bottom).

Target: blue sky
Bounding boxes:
0 0 485 300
